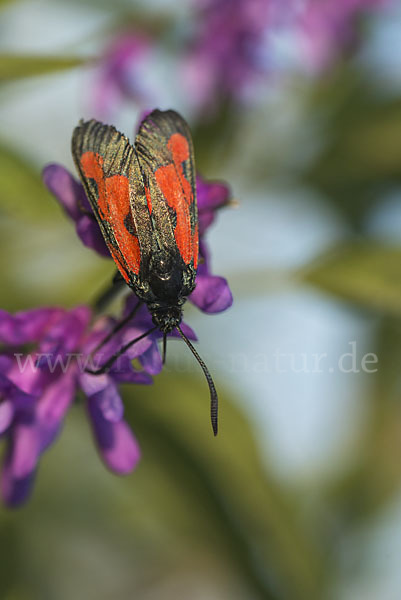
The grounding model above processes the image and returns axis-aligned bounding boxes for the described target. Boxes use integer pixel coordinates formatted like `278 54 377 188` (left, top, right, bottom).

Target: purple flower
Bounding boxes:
91 33 151 118
43 165 233 314
182 0 271 111
190 175 233 313
0 304 165 506
189 242 232 313
197 174 231 236
43 165 109 257
297 0 389 71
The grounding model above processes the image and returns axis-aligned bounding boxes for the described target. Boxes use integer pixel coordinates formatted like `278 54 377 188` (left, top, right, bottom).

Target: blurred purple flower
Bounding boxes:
91 33 151 118
43 165 233 314
43 164 109 257
0 304 165 506
183 0 271 111
298 0 389 70
190 241 232 313
191 175 233 313
197 174 231 236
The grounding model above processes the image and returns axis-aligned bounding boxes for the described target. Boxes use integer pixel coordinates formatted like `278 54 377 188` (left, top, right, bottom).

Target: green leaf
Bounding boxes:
0 143 59 222
302 242 401 316
0 54 86 82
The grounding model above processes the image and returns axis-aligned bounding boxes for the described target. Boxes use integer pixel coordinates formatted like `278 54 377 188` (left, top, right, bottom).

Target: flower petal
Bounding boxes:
76 215 110 257
43 164 109 257
106 354 154 383
112 367 153 385
0 400 14 434
87 397 140 474
80 371 110 397
7 355 44 397
1 456 36 507
121 327 155 359
190 273 233 313
9 422 40 479
0 307 64 345
138 341 162 375
168 321 197 341
36 369 77 449
91 381 124 423
0 371 37 412
43 163 90 219
196 175 231 235
39 306 91 356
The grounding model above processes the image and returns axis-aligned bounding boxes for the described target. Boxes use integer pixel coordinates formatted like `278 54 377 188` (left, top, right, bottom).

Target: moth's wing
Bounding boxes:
134 109 198 269
71 119 152 287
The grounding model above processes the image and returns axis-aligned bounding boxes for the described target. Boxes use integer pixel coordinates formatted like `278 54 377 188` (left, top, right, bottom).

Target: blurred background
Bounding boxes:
1 0 401 598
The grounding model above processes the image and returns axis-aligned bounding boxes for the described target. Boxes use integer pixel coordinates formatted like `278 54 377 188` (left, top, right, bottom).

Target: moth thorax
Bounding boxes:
150 304 182 333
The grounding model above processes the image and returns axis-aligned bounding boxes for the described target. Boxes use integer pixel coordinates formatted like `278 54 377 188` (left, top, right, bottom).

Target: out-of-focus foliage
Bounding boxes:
323 316 401 525
304 68 401 227
0 54 86 82
303 242 401 317
0 144 58 222
0 375 325 600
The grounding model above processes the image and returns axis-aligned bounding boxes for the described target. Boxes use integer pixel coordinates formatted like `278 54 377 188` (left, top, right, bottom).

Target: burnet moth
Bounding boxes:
71 109 219 435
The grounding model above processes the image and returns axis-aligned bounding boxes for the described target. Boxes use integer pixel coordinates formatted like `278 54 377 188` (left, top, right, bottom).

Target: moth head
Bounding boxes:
150 304 182 333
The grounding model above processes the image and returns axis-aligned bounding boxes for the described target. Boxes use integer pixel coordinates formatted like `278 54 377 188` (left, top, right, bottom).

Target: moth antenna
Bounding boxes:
162 332 167 365
86 325 158 375
176 324 218 436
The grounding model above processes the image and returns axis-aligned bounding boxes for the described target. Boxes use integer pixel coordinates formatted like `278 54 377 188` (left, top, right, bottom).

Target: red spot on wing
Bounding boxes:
154 133 198 266
106 176 141 275
108 245 130 283
145 186 152 214
193 226 199 270
80 151 141 277
80 152 107 218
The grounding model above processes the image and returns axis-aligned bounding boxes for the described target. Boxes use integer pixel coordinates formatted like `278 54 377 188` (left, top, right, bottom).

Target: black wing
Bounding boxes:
71 119 152 290
134 109 198 272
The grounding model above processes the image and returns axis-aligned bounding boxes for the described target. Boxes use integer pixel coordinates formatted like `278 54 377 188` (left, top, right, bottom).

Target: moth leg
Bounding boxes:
90 299 144 358
86 325 157 375
162 332 167 364
94 271 126 312
79 209 97 221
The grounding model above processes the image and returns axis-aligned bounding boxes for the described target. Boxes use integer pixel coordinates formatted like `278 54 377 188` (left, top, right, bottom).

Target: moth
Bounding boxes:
72 109 218 434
